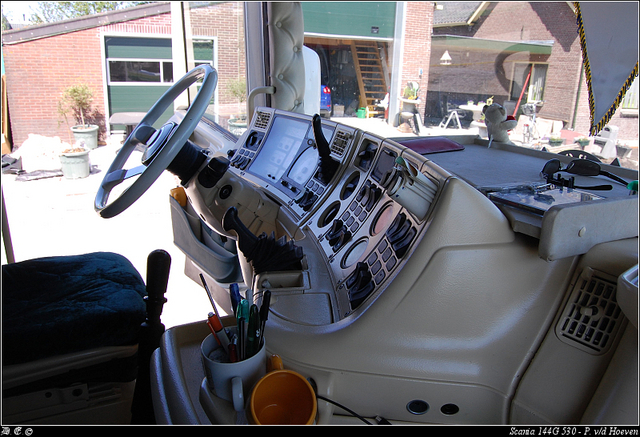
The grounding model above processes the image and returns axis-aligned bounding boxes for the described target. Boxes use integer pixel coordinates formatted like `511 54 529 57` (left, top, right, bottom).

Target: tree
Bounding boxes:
30 2 154 24
2 12 11 31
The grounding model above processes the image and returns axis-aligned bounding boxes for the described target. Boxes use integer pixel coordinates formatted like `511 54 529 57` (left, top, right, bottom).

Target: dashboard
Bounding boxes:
176 108 638 425
194 108 451 323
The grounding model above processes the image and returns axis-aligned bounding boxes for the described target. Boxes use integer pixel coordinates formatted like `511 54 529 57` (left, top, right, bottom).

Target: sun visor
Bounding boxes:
575 2 639 136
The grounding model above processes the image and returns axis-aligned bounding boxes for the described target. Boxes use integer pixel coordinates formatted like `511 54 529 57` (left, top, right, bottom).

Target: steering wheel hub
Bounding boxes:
141 122 178 166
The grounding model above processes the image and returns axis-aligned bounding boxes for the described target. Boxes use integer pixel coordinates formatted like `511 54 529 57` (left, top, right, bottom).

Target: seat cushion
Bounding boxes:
2 252 147 365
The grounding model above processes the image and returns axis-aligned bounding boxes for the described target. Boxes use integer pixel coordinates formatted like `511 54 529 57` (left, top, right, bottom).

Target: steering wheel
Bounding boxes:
95 64 218 218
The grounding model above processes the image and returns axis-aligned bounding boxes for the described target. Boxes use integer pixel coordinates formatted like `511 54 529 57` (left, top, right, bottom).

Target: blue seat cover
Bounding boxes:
2 252 147 366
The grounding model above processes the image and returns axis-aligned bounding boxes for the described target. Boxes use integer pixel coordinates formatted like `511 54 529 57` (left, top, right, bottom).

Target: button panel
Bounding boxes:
229 148 256 170
345 211 417 310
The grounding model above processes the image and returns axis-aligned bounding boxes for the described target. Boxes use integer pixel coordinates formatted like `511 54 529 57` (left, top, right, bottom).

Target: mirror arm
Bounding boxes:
247 86 276 121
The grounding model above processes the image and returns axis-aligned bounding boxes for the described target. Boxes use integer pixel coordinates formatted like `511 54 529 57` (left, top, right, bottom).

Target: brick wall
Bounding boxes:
3 27 105 147
402 2 434 104
3 5 245 149
428 2 584 125
189 2 246 106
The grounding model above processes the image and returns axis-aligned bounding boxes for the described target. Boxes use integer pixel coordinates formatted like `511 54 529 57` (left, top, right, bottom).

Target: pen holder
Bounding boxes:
201 330 267 413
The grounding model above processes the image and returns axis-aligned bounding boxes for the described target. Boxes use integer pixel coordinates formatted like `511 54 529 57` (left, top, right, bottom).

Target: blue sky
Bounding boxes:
2 1 39 23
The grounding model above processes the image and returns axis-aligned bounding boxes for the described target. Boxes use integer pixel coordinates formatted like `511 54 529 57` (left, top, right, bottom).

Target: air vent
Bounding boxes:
331 130 351 157
556 268 624 355
254 111 271 130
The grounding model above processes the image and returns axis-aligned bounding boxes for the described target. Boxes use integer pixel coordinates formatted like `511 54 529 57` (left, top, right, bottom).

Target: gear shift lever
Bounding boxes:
131 249 170 424
312 114 339 184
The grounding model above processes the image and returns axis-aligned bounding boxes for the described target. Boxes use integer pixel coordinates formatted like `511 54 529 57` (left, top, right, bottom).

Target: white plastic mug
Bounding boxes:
201 332 267 413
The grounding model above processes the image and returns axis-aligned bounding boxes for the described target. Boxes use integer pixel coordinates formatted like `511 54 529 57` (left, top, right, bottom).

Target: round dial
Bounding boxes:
341 238 369 269
288 147 319 185
371 202 394 236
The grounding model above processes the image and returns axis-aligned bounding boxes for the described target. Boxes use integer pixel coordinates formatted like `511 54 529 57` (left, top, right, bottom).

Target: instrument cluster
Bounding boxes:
227 108 447 320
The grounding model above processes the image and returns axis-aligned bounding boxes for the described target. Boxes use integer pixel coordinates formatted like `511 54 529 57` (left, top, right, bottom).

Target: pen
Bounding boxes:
206 317 222 347
237 317 246 361
258 290 271 347
229 283 241 317
207 311 230 352
237 299 249 322
200 274 221 319
228 335 238 363
246 304 260 358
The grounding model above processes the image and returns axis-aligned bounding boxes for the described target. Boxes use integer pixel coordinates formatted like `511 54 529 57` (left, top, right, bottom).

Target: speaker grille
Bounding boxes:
331 130 351 156
556 268 624 354
254 110 271 130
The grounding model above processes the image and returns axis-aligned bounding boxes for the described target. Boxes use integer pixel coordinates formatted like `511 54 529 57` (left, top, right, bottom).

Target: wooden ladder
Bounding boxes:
350 40 388 113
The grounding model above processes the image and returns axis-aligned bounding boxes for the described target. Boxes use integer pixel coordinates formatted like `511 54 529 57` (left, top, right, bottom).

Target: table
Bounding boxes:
109 112 146 136
459 104 485 122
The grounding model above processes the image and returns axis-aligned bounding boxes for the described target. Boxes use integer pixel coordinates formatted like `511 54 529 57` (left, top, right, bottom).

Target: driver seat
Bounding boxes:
2 251 168 424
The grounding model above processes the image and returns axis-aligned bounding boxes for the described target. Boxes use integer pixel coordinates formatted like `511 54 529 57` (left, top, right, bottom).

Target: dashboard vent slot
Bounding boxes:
331 130 350 157
254 111 271 130
556 268 624 355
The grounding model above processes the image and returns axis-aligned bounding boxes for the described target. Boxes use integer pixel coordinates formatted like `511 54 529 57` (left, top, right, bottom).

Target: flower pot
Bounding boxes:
228 117 247 136
60 149 91 179
548 138 564 146
576 138 590 147
71 125 99 150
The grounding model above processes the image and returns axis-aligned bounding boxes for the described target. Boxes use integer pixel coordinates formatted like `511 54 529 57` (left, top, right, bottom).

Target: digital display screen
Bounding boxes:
371 148 397 183
248 116 310 181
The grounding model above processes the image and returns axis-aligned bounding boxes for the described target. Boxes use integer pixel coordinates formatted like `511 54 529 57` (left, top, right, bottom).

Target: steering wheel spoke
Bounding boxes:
95 65 218 218
101 165 146 192
128 123 157 149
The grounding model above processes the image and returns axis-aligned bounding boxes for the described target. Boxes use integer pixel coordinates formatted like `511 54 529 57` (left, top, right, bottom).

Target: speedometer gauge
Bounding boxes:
288 146 319 185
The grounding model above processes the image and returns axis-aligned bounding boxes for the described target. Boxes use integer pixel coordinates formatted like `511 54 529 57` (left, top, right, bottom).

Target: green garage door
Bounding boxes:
105 36 174 129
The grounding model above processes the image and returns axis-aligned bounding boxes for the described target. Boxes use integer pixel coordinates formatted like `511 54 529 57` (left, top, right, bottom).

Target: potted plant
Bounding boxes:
227 77 248 135
58 83 99 150
575 136 590 148
548 135 564 146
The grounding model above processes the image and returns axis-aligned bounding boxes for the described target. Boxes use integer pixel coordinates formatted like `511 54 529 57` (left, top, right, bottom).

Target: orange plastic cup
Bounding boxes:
249 355 317 425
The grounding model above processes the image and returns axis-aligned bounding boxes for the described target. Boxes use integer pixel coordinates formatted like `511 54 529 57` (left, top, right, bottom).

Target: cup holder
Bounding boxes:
318 200 341 228
340 171 361 200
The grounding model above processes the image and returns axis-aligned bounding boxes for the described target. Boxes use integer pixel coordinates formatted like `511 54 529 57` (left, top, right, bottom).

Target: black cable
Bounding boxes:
316 394 372 425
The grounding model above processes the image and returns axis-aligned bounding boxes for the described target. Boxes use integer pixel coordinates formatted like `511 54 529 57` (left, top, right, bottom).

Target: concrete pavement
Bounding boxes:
2 139 217 329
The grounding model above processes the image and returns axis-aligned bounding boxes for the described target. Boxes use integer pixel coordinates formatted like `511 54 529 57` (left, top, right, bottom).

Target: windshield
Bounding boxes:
183 1 638 170
1 1 637 324
3 2 635 168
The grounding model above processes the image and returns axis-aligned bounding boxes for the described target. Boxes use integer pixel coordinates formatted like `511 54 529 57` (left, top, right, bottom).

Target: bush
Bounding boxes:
58 84 94 127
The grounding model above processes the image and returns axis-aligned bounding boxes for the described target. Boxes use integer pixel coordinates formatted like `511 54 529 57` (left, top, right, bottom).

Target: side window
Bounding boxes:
509 63 548 104
108 60 174 83
182 2 246 136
